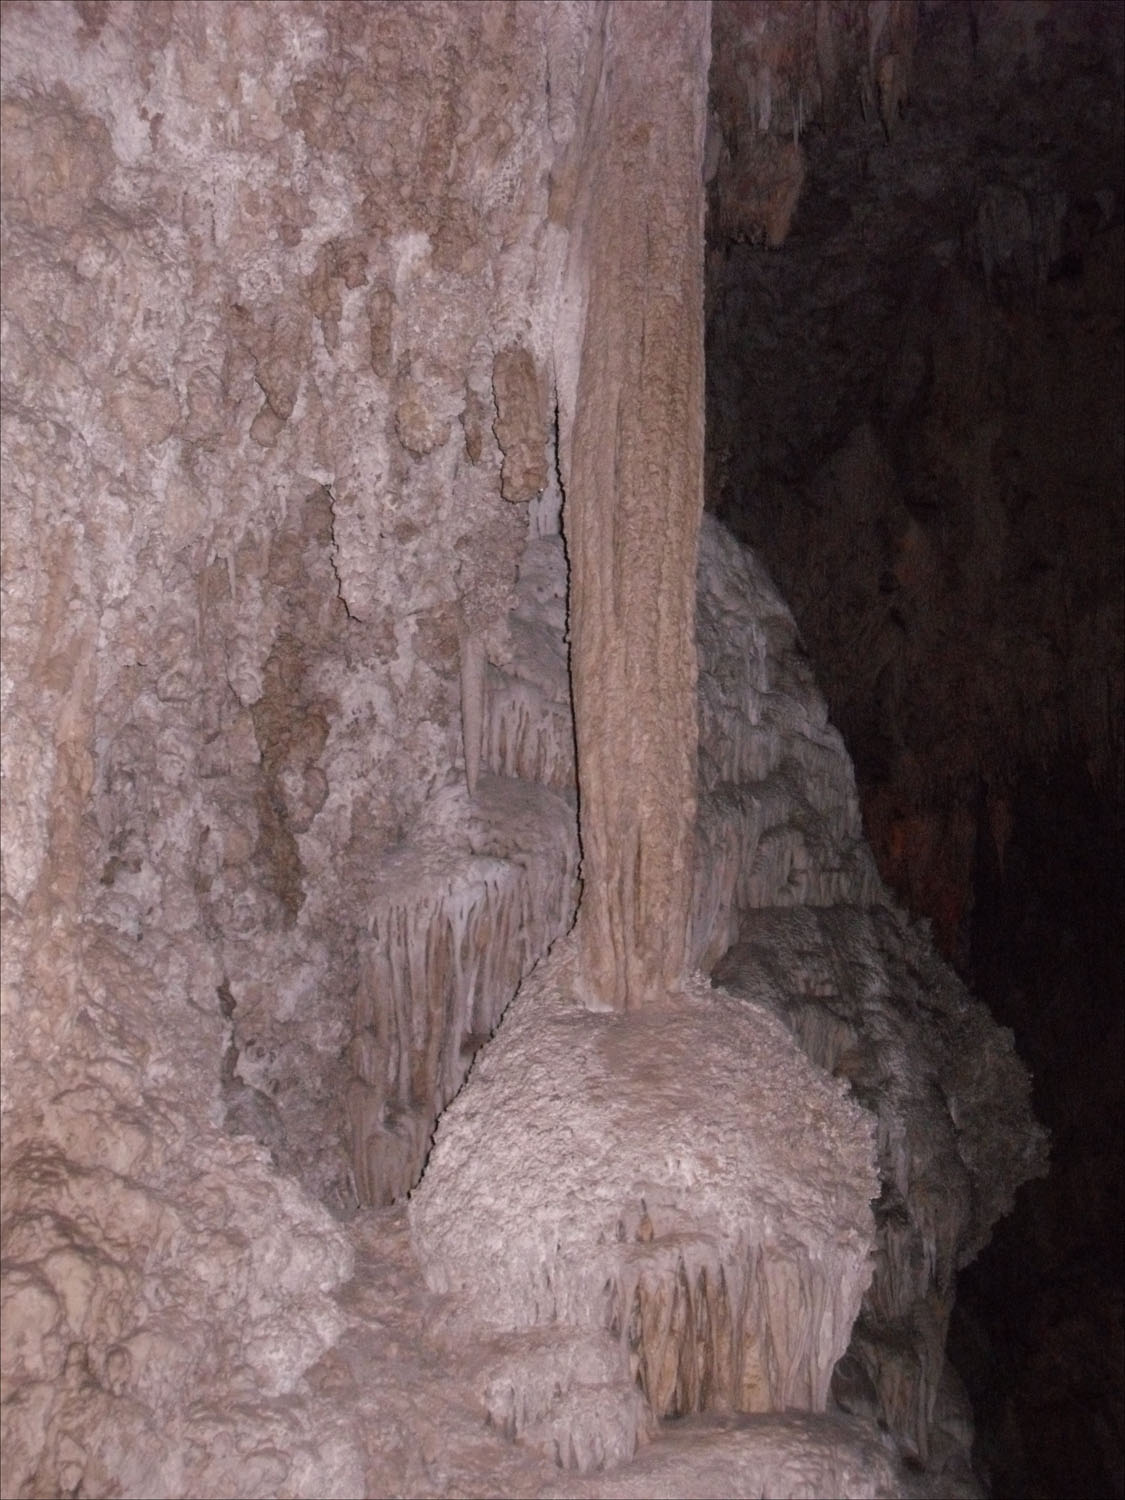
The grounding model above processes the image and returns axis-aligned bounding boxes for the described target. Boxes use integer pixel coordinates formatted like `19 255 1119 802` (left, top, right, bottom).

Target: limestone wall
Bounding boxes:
0 4 595 1492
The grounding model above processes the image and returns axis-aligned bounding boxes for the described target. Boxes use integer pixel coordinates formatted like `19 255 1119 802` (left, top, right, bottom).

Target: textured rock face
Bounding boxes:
0 2 594 1493
715 905 1045 1466
0 0 600 1205
690 515 884 968
561 0 709 1010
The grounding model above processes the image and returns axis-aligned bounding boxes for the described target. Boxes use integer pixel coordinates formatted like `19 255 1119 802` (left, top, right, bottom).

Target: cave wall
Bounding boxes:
0 0 597 1202
0 3 602 1491
708 0 1124 963
1 2 750 1490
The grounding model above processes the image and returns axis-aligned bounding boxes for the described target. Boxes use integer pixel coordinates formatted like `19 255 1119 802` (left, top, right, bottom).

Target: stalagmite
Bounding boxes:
411 949 880 1472
562 0 709 1010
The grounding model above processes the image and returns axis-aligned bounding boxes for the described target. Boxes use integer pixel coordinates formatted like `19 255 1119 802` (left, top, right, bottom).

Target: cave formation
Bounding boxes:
0 4 1119 1500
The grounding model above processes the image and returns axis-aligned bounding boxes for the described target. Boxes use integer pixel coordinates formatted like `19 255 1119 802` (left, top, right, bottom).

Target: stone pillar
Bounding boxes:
562 0 710 1009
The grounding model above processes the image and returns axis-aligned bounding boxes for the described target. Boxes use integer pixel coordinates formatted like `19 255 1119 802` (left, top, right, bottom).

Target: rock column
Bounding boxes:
562 0 710 1009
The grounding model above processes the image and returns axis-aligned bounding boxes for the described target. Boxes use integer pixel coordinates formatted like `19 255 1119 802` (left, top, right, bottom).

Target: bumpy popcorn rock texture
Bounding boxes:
409 946 881 1469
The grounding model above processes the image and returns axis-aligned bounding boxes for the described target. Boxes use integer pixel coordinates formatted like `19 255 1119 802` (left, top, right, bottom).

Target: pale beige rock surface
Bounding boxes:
0 3 594 1492
409 944 881 1469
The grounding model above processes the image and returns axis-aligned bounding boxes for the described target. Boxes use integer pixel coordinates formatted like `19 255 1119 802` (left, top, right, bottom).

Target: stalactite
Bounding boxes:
484 667 576 790
346 783 579 1206
460 630 486 799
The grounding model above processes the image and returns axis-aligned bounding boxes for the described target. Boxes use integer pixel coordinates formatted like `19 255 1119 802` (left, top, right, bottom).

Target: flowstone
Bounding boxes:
715 903 1048 1468
408 938 879 1473
540 1411 903 1500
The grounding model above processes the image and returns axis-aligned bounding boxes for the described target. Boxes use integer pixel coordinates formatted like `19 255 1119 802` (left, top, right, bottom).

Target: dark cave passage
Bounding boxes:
706 2 1124 1494
952 762 1125 1500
